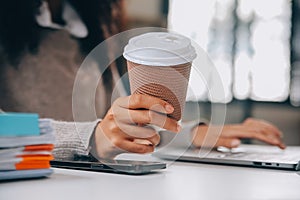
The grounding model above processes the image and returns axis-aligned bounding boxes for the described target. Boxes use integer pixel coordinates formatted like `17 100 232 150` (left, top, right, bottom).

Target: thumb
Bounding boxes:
215 138 241 148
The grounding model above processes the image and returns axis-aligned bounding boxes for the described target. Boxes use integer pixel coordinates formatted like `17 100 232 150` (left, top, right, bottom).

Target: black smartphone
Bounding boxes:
50 154 166 175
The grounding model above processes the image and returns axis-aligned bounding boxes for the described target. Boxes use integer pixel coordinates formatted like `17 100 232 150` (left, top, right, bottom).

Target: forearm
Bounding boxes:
52 120 100 160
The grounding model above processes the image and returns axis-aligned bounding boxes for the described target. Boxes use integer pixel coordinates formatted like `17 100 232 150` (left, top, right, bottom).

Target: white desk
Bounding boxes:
1 155 300 200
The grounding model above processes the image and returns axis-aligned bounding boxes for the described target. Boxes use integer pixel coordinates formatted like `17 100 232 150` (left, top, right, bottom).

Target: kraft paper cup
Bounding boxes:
123 32 196 121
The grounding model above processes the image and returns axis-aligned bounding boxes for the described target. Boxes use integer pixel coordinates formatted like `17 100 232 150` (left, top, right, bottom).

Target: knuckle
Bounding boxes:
148 111 155 123
139 111 151 124
110 124 120 133
145 114 152 124
111 105 120 116
244 118 253 124
107 112 115 121
132 94 143 105
111 138 122 148
262 127 270 134
254 128 262 134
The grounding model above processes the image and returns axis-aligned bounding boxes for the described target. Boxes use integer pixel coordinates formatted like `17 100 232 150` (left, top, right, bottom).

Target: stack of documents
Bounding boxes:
0 113 55 181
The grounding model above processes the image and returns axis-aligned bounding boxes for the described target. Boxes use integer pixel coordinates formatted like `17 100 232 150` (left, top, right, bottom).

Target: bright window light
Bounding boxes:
169 0 291 103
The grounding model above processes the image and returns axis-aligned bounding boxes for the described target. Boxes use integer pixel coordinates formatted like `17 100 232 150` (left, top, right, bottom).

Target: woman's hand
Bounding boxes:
191 118 286 149
93 94 181 159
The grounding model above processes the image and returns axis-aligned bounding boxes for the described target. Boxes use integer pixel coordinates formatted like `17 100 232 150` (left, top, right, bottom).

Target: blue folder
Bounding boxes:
0 113 40 137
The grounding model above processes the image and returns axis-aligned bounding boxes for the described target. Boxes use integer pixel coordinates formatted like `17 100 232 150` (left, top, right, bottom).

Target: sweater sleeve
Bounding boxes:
52 120 100 160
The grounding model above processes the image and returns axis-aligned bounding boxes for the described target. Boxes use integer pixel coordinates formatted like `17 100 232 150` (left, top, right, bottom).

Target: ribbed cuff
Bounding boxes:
52 119 101 160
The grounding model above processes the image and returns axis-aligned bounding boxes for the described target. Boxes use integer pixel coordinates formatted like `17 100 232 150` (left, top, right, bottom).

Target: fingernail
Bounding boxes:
231 139 241 147
280 143 286 149
177 124 182 133
165 104 174 113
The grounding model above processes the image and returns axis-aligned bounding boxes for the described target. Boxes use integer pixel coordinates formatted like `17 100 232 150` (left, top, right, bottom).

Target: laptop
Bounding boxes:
154 144 300 170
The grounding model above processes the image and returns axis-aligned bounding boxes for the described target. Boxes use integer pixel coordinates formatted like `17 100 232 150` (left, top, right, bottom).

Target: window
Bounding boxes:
169 0 299 105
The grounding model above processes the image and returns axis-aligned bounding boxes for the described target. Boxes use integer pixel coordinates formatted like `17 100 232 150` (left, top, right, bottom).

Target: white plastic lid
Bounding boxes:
123 32 196 66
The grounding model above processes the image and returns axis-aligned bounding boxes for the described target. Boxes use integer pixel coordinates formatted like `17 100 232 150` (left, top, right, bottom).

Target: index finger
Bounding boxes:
224 126 286 149
115 94 174 114
244 118 283 138
258 120 283 138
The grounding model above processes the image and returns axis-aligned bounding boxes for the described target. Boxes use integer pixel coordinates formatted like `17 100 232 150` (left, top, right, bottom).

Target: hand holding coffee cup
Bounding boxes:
123 32 196 144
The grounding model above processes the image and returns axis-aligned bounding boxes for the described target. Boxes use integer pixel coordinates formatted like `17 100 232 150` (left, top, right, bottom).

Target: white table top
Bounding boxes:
1 154 300 200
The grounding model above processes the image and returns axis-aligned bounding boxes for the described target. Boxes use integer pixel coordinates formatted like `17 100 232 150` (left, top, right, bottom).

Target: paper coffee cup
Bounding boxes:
123 32 196 121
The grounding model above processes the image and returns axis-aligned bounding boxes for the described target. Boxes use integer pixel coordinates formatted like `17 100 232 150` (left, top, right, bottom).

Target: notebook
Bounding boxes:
154 144 300 170
0 115 55 181
0 113 40 136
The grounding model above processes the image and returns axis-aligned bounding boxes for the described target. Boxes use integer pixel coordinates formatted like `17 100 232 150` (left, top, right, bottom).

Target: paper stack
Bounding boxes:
0 113 55 181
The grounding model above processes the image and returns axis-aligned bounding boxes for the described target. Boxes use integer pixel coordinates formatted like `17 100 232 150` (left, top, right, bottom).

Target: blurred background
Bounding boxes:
123 0 300 145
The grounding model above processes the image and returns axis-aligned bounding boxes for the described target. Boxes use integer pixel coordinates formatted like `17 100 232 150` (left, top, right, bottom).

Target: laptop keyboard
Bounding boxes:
185 145 300 164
